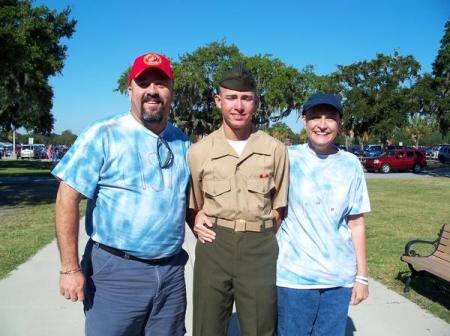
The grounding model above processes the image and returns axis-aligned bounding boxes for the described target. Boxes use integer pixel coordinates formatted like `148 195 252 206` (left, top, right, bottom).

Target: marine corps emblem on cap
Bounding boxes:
128 52 173 84
143 53 162 66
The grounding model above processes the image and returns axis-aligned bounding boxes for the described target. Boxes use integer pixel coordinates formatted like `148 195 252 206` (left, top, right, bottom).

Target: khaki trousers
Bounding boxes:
193 225 278 336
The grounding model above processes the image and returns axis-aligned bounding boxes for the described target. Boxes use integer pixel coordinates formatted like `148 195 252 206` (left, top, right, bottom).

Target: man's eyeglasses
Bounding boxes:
157 137 174 169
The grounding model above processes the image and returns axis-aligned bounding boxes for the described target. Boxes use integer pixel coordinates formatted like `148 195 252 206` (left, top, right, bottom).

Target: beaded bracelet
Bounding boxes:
60 267 81 275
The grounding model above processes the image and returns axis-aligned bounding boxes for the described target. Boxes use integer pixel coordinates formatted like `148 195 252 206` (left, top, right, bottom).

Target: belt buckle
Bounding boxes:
235 219 246 232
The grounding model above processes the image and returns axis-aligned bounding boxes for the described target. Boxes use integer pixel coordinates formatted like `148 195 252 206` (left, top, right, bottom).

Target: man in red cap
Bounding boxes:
53 52 191 335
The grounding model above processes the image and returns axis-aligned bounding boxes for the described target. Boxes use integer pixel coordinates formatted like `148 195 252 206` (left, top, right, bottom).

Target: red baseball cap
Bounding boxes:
128 52 173 84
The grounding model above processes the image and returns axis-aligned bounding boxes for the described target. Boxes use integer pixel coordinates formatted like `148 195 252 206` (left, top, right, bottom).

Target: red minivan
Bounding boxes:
364 149 427 173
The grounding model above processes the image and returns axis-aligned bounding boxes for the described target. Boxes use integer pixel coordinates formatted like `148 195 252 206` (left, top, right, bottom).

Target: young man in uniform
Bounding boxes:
187 63 289 336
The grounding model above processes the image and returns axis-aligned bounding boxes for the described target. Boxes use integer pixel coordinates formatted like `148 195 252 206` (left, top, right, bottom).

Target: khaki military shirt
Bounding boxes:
188 127 289 222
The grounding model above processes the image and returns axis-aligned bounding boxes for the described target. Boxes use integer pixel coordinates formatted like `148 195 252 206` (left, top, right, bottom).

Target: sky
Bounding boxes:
35 0 449 135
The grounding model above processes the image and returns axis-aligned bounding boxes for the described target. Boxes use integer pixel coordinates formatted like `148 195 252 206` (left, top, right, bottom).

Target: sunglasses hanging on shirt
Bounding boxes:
157 136 174 169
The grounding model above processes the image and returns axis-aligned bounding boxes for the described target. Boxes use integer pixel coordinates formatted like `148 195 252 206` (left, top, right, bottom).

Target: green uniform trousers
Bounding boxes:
193 225 278 336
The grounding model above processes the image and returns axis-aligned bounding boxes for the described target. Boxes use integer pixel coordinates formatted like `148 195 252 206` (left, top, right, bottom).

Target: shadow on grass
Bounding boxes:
419 162 450 178
0 160 52 169
0 183 58 206
0 160 54 177
396 271 450 309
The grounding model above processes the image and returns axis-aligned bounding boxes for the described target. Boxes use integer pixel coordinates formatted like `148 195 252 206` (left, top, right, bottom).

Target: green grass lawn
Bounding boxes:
0 201 86 278
366 178 450 323
0 181 86 279
0 160 53 176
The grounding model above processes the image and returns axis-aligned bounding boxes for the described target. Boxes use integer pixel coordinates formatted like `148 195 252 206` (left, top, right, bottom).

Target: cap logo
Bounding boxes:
143 53 161 66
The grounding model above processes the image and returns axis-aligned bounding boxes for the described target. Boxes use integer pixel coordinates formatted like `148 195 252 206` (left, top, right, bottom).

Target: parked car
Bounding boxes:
2 145 20 157
431 146 439 159
19 144 46 159
363 144 383 158
347 145 365 157
2 145 12 157
364 148 427 173
20 144 35 159
419 146 434 159
336 145 365 158
432 145 447 160
438 144 450 163
385 145 402 150
34 144 48 159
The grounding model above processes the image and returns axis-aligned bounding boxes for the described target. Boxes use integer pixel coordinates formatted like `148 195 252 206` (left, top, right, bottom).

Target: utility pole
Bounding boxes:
12 128 17 159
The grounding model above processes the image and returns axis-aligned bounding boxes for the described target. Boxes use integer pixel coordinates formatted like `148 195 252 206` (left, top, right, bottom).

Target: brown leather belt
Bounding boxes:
210 217 274 232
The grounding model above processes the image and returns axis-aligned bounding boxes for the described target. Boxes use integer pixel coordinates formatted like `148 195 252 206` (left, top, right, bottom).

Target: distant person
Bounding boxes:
276 93 371 336
52 146 58 161
46 144 53 160
187 63 289 336
52 52 191 336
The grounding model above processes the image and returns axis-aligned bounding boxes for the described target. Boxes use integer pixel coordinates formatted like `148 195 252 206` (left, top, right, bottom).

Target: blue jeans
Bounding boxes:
277 286 352 336
81 240 188 336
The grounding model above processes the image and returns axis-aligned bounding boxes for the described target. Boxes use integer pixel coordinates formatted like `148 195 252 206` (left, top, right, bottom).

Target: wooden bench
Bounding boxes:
400 224 450 293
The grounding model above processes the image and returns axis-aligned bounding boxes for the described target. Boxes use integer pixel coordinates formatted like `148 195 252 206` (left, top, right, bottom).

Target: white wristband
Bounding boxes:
355 278 369 285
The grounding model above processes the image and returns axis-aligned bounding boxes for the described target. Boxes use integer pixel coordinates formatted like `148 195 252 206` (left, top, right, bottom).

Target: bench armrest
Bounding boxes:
403 238 439 257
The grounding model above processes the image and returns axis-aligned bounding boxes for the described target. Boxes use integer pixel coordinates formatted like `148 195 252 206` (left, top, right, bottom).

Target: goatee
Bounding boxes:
141 94 164 124
141 110 163 124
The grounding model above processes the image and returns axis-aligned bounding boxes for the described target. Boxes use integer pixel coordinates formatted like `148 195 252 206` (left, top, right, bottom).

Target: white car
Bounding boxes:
20 145 35 159
19 144 46 159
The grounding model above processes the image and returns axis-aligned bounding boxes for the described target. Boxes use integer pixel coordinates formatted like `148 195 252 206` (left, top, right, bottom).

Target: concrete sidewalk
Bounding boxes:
0 224 448 336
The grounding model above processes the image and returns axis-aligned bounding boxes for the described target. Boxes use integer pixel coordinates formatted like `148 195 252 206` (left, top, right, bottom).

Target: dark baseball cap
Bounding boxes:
302 93 343 116
219 63 256 91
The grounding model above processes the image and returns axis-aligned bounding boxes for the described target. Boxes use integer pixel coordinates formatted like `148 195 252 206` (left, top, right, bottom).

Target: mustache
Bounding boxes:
142 93 162 103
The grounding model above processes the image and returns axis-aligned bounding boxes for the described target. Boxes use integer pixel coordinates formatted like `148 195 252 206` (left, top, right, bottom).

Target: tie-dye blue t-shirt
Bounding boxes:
276 143 371 288
52 113 191 259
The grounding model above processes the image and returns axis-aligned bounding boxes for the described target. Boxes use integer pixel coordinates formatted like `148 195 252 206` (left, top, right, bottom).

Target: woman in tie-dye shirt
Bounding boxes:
276 93 370 336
